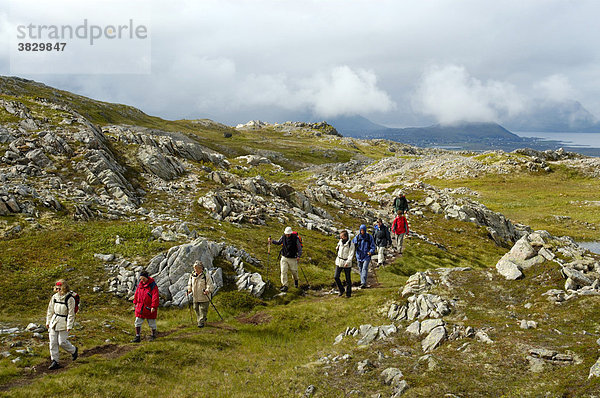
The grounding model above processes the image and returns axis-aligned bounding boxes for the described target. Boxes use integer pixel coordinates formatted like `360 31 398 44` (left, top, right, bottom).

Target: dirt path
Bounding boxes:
0 323 226 392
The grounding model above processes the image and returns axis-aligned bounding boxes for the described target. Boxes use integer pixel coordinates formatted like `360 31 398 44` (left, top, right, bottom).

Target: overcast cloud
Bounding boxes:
1 0 599 127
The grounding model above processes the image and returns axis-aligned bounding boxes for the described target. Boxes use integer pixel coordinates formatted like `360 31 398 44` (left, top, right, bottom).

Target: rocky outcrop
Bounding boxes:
423 185 528 246
105 125 229 169
380 368 409 397
334 324 398 346
495 233 553 280
106 237 268 304
137 145 186 180
222 245 266 297
498 231 600 301
199 172 339 233
387 294 452 322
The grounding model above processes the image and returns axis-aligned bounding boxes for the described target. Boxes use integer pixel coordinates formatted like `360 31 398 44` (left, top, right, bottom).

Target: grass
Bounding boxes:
426 166 600 240
3 76 600 396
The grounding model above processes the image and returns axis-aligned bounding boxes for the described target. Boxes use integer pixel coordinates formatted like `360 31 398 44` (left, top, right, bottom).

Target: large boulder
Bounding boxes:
137 145 185 180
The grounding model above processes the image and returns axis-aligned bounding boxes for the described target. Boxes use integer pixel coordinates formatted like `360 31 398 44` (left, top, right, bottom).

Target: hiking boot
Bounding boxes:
48 360 61 370
294 280 299 288
338 289 345 297
198 322 205 328
360 284 368 289
280 286 288 292
149 329 157 341
72 346 78 361
131 335 141 343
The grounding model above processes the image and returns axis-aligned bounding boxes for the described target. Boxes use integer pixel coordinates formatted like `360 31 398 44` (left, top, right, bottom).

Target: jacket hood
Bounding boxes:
141 277 155 286
359 224 367 232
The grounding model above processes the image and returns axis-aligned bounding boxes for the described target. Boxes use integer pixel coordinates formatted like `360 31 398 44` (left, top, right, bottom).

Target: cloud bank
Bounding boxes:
238 66 395 118
413 65 525 125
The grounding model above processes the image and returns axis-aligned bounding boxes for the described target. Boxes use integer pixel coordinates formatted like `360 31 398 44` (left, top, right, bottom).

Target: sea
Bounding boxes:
513 131 600 154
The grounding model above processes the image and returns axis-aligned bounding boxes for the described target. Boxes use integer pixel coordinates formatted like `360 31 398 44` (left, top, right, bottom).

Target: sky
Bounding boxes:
1 0 600 128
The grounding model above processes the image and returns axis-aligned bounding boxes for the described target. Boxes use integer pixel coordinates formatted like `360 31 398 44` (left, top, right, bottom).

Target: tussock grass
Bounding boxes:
426 167 600 240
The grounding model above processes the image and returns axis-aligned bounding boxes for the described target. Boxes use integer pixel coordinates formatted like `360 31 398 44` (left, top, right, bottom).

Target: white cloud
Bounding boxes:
413 65 525 125
237 66 395 118
534 74 575 102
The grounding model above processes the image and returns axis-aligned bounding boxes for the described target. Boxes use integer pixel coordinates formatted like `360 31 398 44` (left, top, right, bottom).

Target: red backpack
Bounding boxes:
292 231 303 247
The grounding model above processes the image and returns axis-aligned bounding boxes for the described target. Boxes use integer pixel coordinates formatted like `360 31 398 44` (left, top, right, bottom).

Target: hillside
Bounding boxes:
1 76 600 397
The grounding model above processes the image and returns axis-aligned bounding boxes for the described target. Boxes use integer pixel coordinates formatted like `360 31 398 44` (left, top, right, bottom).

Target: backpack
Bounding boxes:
54 291 80 314
66 291 80 314
292 231 303 247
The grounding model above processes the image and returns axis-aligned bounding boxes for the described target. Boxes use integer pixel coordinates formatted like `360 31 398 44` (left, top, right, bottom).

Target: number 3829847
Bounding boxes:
17 42 66 51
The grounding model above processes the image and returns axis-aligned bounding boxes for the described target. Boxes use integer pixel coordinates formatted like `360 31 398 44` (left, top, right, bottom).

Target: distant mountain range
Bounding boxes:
326 116 600 155
503 100 600 133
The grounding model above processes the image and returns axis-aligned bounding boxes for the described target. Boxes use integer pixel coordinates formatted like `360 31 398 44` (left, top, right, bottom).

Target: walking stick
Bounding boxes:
206 271 224 321
266 235 271 286
299 260 310 286
186 292 194 325
206 293 224 321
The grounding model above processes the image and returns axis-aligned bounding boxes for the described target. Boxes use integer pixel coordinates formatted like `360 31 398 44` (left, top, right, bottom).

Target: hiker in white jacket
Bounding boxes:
334 230 355 298
46 279 78 370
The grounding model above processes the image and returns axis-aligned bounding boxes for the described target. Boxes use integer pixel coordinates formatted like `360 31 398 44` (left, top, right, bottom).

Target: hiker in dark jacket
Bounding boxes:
393 193 409 215
132 270 159 342
269 226 302 292
373 218 392 266
352 224 376 289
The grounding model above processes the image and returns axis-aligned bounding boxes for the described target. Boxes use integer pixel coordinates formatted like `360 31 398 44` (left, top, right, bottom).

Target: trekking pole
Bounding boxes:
206 293 224 321
299 261 310 286
186 292 194 325
266 236 271 286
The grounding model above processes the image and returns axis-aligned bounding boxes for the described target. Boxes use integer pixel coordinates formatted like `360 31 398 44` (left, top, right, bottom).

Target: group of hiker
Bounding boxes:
271 193 410 297
45 262 216 369
44 193 410 369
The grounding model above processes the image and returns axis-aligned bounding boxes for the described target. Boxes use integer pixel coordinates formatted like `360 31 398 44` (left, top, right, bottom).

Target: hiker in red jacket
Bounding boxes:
132 270 159 342
391 210 409 254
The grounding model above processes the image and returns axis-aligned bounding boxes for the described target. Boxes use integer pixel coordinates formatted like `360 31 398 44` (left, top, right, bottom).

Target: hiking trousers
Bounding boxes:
135 317 157 330
377 246 386 265
357 258 370 286
49 327 76 362
334 266 352 297
394 233 406 253
194 301 209 325
280 256 299 287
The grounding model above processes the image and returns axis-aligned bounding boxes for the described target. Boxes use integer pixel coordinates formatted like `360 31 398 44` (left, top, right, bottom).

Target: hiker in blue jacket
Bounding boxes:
353 224 376 289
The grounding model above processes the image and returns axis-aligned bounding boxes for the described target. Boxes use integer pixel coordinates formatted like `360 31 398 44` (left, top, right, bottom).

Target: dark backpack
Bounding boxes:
292 231 303 247
66 291 80 314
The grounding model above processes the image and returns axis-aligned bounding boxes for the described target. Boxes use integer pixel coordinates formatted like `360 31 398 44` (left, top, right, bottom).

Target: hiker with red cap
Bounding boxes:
46 279 78 370
269 226 302 292
132 270 159 342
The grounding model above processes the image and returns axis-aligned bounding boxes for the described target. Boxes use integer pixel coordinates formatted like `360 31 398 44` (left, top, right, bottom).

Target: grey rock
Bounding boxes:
380 367 404 386
590 357 600 378
420 319 445 335
137 145 185 180
421 325 446 352
358 325 379 346
94 253 115 262
496 258 523 280
406 321 420 336
357 359 375 374
304 385 316 397
391 380 409 397
475 330 494 344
